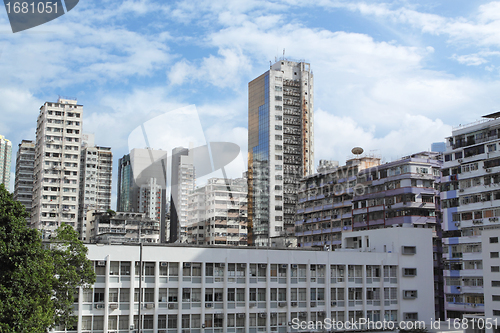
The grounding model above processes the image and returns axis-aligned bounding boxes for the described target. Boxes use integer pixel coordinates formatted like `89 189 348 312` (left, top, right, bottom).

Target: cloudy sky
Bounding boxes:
2 0 500 203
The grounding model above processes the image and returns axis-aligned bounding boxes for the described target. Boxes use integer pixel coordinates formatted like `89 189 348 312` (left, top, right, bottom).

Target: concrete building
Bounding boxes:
295 156 381 249
187 177 248 246
13 139 35 225
31 97 83 238
52 227 434 333
248 59 314 247
86 210 160 244
440 112 500 319
479 227 500 333
78 134 113 241
0 134 12 189
296 152 444 319
170 147 195 243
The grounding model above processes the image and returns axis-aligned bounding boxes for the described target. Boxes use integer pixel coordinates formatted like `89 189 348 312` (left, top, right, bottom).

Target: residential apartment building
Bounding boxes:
479 227 500 333
0 134 12 189
52 227 434 333
31 98 83 239
248 59 314 247
295 156 381 248
13 139 35 225
187 177 248 246
86 210 160 244
296 152 444 318
441 112 500 319
78 134 113 240
170 147 195 243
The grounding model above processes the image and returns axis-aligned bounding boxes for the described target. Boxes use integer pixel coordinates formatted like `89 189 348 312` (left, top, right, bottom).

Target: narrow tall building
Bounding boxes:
117 154 133 212
0 135 12 189
440 112 500 319
169 147 195 243
31 98 83 238
78 134 113 241
13 140 35 225
248 59 313 246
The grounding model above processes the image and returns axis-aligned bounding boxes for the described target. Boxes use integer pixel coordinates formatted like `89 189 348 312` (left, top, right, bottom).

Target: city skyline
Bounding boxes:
3 1 500 207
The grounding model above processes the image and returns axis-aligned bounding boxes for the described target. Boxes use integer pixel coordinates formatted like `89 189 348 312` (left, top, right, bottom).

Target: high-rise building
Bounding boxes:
117 154 133 212
78 134 113 241
31 98 83 238
13 140 35 225
187 177 248 246
169 147 195 243
248 59 314 246
0 135 12 189
117 148 168 242
440 112 500 319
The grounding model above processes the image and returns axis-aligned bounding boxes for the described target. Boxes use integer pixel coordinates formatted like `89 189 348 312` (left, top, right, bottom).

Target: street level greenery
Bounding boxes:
0 184 95 332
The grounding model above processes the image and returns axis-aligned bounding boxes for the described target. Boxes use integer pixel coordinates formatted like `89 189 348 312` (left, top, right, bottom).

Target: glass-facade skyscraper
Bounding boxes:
248 60 314 246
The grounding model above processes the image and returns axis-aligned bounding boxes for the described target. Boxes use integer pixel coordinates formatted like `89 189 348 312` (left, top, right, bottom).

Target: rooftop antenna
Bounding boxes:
283 48 285 60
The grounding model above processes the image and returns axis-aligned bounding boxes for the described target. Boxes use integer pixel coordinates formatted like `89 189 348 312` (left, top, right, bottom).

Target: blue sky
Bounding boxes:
2 0 500 205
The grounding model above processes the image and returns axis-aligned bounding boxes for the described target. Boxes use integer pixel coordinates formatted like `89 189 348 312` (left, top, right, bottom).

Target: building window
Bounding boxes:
491 252 499 259
492 281 500 287
492 266 500 272
402 246 416 255
402 268 417 277
403 290 417 299
491 237 499 244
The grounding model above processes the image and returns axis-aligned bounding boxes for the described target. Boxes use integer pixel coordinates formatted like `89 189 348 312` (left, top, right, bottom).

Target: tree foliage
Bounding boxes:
0 184 95 332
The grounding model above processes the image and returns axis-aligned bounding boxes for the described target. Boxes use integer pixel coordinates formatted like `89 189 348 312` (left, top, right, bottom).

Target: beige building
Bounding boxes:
14 139 35 226
0 134 12 189
187 177 248 246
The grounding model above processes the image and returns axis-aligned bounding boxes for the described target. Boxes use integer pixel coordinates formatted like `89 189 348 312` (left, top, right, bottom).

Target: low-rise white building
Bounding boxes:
56 227 434 333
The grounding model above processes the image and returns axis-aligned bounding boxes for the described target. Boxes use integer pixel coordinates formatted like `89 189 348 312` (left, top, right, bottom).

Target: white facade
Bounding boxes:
139 177 162 222
32 98 83 238
55 227 434 333
441 115 500 318
187 177 248 246
0 134 12 189
79 135 113 240
480 227 500 333
14 139 35 225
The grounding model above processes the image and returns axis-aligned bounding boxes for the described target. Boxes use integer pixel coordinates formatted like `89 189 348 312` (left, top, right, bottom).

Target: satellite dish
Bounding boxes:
351 147 364 155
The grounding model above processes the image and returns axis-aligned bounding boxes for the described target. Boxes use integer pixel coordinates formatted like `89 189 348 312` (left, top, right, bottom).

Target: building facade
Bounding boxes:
187 177 248 246
31 98 83 238
0 134 12 189
78 135 113 241
248 60 314 247
117 154 133 212
441 113 500 319
52 227 434 333
170 147 195 243
86 211 160 244
13 139 35 226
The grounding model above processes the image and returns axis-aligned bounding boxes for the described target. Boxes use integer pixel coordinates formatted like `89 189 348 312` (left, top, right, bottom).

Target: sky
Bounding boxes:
2 0 500 207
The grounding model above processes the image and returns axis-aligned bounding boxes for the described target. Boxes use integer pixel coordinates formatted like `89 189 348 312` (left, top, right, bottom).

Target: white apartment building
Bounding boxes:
248 59 314 247
14 139 35 226
187 177 248 246
31 98 83 238
0 134 12 189
481 227 500 333
53 227 434 333
78 134 113 241
138 177 162 222
441 112 500 319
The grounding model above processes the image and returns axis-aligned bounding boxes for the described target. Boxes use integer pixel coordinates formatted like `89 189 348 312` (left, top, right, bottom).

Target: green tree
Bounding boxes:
0 184 95 332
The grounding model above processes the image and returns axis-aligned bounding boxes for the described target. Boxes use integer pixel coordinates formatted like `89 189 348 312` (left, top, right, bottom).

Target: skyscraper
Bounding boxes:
117 154 133 212
248 59 314 246
0 135 12 189
169 147 195 243
31 97 83 238
13 139 35 225
78 134 113 241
